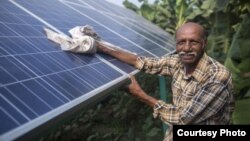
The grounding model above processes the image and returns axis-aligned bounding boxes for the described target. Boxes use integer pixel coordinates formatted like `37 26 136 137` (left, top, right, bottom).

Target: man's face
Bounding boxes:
175 24 206 65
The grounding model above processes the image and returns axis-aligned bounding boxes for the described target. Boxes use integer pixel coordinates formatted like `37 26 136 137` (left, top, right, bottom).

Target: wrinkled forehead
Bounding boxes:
175 22 205 39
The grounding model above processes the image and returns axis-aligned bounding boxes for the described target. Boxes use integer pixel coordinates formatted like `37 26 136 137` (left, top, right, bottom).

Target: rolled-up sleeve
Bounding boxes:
153 81 232 125
134 55 179 76
153 100 181 124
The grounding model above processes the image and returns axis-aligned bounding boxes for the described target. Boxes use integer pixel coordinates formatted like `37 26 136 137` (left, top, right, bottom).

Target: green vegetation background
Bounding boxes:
123 0 250 125
39 0 250 141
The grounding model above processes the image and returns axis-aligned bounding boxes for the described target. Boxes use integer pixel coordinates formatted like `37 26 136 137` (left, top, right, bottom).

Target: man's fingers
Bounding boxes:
129 75 138 86
118 76 131 92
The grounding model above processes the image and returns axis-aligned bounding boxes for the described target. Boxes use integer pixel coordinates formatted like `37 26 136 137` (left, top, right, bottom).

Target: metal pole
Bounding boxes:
158 75 168 133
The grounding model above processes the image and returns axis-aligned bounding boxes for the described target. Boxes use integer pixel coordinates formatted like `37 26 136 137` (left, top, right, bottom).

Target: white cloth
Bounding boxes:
68 25 101 41
44 26 97 54
44 25 136 55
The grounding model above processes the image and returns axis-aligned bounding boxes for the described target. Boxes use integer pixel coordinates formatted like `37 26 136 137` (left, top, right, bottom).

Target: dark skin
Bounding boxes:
97 22 207 107
175 23 207 74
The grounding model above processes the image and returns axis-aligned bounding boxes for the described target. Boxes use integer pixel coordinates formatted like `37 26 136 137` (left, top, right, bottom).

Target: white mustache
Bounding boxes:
178 51 197 57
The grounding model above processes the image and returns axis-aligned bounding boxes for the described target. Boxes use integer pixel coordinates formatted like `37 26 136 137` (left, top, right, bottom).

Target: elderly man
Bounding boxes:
98 22 235 141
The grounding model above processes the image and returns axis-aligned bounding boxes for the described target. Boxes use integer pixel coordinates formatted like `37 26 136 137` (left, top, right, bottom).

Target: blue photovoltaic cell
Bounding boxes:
0 0 175 140
73 0 175 49
0 87 37 120
19 0 145 64
0 0 124 138
0 95 26 133
15 0 173 71
73 6 166 53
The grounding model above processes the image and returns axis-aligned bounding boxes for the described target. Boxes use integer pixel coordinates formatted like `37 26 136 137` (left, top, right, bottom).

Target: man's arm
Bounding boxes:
154 80 232 124
97 43 158 106
126 75 158 107
97 42 138 66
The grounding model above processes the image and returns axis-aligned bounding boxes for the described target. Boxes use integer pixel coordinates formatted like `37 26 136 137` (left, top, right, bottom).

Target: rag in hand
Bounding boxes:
44 25 136 55
44 25 98 54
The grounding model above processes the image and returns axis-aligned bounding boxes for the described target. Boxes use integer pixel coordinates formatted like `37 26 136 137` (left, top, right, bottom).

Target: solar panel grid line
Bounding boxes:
74 0 172 53
79 0 117 15
101 12 133 23
0 1 128 139
1 0 175 140
0 62 126 137
10 0 64 35
12 0 145 59
61 0 95 10
118 19 171 45
116 19 174 52
7 24 44 37
1 74 129 141
1 0 156 57
0 42 127 141
1 58 106 89
0 38 35 55
94 54 134 75
60 1 158 57
5 86 44 116
0 52 137 90
1 53 99 91
44 74 88 99
63 0 174 57
23 79 69 104
78 1 171 52
0 56 37 82
139 23 175 45
10 0 129 76
87 6 148 26
81 0 173 51
0 107 21 125
0 38 100 92
128 16 172 38
96 0 140 20
20 83 54 110
2 56 38 81
2 89 39 120
99 1 168 32
31 79 70 103
0 91 31 124
1 43 124 91
0 23 19 37
142 21 175 43
0 66 17 85
0 94 31 121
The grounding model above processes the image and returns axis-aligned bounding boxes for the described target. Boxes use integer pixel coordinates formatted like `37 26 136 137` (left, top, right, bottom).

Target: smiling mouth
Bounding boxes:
179 51 197 60
181 54 195 59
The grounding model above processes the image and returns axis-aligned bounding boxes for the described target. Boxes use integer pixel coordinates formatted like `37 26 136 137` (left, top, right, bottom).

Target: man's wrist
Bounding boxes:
137 92 158 107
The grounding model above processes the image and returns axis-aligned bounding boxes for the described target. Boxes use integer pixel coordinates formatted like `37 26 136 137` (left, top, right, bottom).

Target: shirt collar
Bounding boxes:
179 53 209 82
191 53 209 82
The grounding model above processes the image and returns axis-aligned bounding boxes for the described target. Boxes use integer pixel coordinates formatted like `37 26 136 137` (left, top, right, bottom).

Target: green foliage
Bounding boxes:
123 0 139 12
233 98 250 124
225 13 250 99
125 0 250 123
127 0 250 99
39 1 250 140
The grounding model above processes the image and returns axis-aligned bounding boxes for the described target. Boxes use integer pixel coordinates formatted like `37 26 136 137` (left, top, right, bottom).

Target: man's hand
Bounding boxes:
122 75 158 107
126 75 145 98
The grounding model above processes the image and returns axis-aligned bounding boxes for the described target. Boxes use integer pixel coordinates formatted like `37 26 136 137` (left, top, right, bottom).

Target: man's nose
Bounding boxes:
183 41 191 51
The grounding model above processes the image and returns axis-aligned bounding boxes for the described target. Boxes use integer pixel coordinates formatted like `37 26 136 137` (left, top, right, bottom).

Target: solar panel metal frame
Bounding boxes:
0 0 175 140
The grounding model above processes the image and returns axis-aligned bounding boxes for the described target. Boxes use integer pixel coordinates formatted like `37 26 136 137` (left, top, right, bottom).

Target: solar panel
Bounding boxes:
0 0 175 140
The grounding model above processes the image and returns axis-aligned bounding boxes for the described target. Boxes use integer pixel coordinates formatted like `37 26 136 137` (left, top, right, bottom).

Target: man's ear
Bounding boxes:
202 39 207 49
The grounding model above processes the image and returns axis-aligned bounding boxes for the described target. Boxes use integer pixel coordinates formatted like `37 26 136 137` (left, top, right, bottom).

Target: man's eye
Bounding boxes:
190 41 199 46
177 41 185 46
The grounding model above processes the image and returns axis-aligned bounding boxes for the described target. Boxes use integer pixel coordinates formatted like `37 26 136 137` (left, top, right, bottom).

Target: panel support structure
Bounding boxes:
158 76 168 134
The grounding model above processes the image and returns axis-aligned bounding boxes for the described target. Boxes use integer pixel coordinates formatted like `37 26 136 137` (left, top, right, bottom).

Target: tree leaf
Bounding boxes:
237 58 250 72
224 58 241 73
